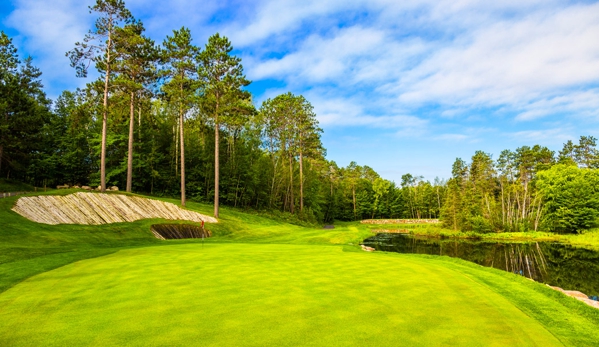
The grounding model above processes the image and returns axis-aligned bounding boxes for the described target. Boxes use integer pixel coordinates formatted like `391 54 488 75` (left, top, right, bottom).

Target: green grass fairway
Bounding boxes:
0 243 589 346
2 191 599 346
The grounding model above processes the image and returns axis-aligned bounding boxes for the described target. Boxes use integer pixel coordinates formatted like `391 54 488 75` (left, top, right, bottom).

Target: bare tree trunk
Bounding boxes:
289 152 294 214
137 104 142 143
299 149 304 212
500 181 505 226
522 178 528 223
100 51 111 193
126 91 135 193
436 186 441 218
214 105 220 218
0 111 4 174
234 175 241 208
352 186 356 219
283 182 289 212
268 136 276 208
175 118 179 176
179 90 185 207
270 156 278 208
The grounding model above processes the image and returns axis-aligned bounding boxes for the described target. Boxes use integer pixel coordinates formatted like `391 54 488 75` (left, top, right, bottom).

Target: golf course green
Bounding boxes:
1 191 599 346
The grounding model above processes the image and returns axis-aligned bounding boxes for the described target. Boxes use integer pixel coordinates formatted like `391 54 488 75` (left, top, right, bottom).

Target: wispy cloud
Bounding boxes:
507 128 574 144
394 3 599 113
6 0 92 97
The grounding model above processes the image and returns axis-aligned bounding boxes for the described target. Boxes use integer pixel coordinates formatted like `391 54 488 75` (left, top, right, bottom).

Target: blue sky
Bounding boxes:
2 0 599 183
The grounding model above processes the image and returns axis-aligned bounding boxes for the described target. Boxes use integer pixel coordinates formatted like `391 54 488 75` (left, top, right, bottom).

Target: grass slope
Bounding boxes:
0 190 369 294
1 191 598 346
0 179 35 193
0 244 567 346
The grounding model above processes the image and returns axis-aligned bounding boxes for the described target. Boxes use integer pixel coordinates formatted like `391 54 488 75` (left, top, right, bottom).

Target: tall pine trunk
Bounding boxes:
299 149 304 212
522 178 528 220
352 186 357 219
100 56 110 192
126 91 134 192
179 86 186 207
214 102 220 218
0 112 4 174
289 152 294 214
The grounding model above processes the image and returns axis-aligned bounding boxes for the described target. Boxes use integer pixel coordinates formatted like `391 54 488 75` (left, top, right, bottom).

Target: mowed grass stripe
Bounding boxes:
0 243 562 347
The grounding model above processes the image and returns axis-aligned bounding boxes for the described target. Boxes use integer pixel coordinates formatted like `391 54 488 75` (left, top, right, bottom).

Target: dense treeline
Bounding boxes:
2 0 599 231
442 137 599 233
0 0 446 223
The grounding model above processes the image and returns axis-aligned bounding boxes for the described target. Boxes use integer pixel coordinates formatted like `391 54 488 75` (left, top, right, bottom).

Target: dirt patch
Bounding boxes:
12 192 217 225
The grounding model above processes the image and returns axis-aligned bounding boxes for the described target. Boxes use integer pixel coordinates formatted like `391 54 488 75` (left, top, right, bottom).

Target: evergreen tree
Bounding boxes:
66 0 134 192
199 33 250 218
113 21 157 192
161 27 200 207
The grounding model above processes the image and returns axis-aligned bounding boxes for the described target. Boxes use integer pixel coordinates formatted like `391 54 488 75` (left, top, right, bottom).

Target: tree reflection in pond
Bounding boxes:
362 234 599 297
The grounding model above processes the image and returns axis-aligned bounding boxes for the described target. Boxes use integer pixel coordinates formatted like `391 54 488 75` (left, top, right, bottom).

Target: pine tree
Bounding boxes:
161 27 200 207
0 31 20 176
199 33 250 218
113 20 157 192
66 0 134 192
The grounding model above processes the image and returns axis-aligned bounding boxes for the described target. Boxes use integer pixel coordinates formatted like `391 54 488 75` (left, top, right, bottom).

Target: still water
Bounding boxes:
362 233 599 297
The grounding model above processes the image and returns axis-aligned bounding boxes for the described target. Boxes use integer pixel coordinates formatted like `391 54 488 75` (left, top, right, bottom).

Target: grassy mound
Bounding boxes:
1 190 598 346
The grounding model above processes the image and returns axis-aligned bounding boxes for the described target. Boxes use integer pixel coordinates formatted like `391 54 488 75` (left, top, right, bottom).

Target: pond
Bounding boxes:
362 233 599 298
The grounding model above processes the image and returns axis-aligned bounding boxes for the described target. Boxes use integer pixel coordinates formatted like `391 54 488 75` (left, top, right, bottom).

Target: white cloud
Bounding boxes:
223 0 359 47
240 0 599 126
396 3 599 113
7 0 91 55
515 89 599 121
249 26 387 82
507 128 574 144
308 94 428 134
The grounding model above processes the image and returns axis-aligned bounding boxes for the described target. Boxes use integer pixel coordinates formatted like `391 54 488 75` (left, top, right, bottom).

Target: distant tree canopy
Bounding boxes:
440 137 599 234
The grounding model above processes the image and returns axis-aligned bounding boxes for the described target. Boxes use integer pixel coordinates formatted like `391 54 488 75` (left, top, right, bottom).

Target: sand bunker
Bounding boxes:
151 224 212 240
12 192 217 225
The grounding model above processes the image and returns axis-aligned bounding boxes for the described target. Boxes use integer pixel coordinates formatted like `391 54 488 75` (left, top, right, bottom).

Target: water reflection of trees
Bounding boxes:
364 234 599 296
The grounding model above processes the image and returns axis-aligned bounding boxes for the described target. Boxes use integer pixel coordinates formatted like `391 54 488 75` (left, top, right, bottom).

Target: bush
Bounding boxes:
537 164 599 233
468 215 493 233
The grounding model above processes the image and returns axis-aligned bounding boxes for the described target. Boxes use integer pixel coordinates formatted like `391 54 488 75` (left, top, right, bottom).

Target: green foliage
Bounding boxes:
0 179 34 192
0 32 51 182
468 215 493 233
537 164 599 233
66 0 133 78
